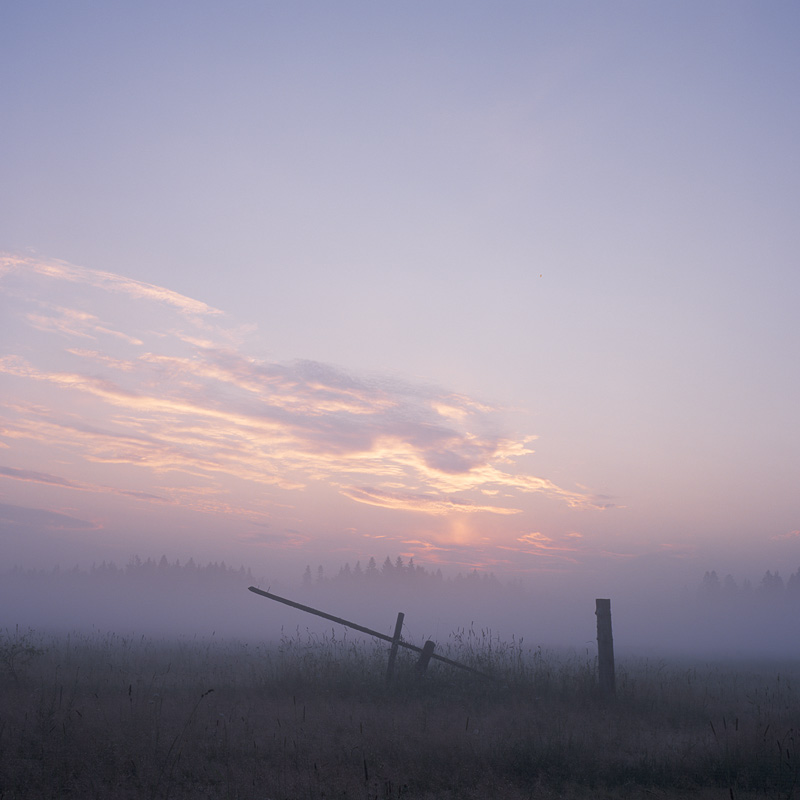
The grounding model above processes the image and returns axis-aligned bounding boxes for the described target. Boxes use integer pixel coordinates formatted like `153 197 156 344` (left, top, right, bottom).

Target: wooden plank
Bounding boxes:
249 586 396 642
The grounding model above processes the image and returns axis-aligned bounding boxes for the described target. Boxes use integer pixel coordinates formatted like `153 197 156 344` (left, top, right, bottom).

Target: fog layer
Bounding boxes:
3 557 799 661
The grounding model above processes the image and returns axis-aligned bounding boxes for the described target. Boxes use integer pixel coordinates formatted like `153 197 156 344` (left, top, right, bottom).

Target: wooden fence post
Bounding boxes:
415 640 436 677
385 611 405 686
595 598 615 697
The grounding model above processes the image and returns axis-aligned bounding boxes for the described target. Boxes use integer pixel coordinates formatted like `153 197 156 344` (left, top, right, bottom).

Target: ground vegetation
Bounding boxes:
0 627 797 799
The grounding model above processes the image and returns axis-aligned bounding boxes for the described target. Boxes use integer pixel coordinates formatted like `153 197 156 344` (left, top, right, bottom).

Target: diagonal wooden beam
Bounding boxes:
248 586 495 679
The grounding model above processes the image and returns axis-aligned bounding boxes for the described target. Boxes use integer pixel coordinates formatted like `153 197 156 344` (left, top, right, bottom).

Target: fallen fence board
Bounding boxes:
248 586 494 679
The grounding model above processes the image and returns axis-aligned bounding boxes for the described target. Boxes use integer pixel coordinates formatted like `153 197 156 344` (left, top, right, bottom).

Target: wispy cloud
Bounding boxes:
0 254 611 550
0 349 604 513
0 465 78 488
27 305 144 345
2 254 221 317
772 529 800 541
0 462 168 503
338 486 523 515
516 531 579 553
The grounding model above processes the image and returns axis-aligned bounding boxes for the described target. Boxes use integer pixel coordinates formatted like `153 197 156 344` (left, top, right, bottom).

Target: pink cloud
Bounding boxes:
339 486 523 516
1 254 613 539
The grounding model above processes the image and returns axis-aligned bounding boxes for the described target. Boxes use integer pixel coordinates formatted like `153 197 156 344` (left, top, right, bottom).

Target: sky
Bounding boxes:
1 1 799 595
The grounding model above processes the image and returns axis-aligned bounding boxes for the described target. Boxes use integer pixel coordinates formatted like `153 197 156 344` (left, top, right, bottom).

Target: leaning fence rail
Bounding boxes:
247 586 495 682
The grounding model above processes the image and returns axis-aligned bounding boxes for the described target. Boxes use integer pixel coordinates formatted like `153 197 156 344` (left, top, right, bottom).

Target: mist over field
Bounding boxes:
4 555 798 660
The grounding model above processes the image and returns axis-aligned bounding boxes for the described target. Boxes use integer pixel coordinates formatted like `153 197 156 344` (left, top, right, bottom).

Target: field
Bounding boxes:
1 626 798 799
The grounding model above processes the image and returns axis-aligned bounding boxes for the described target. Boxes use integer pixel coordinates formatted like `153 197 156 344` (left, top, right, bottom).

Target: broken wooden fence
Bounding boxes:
247 586 493 683
249 586 617 694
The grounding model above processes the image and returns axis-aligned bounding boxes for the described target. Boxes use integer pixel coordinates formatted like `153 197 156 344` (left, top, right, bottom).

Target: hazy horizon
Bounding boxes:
4 553 799 661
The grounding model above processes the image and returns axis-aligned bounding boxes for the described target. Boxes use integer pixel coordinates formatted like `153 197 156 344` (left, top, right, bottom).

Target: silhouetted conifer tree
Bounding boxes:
699 570 721 600
758 570 784 598
722 574 738 597
787 568 800 598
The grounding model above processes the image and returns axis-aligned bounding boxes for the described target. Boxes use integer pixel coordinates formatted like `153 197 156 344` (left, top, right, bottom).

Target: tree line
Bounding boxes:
6 556 257 588
301 555 504 591
698 568 800 602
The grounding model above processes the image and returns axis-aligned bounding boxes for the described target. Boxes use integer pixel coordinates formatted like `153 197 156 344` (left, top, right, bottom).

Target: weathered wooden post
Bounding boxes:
385 612 405 686
415 640 436 677
595 598 616 697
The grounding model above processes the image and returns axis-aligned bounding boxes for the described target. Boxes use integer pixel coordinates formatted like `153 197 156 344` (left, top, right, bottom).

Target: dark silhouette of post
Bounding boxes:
386 612 405 686
415 640 436 677
595 598 615 697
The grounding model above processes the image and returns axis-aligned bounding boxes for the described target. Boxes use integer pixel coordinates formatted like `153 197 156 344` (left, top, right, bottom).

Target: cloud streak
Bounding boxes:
338 486 523 515
0 463 168 502
2 254 221 317
0 254 611 558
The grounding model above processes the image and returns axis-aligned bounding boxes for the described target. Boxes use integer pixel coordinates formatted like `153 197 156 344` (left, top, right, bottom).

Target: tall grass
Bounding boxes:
0 627 797 798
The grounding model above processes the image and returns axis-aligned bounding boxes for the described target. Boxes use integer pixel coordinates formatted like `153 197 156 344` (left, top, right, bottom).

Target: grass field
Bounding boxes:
1 626 798 799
